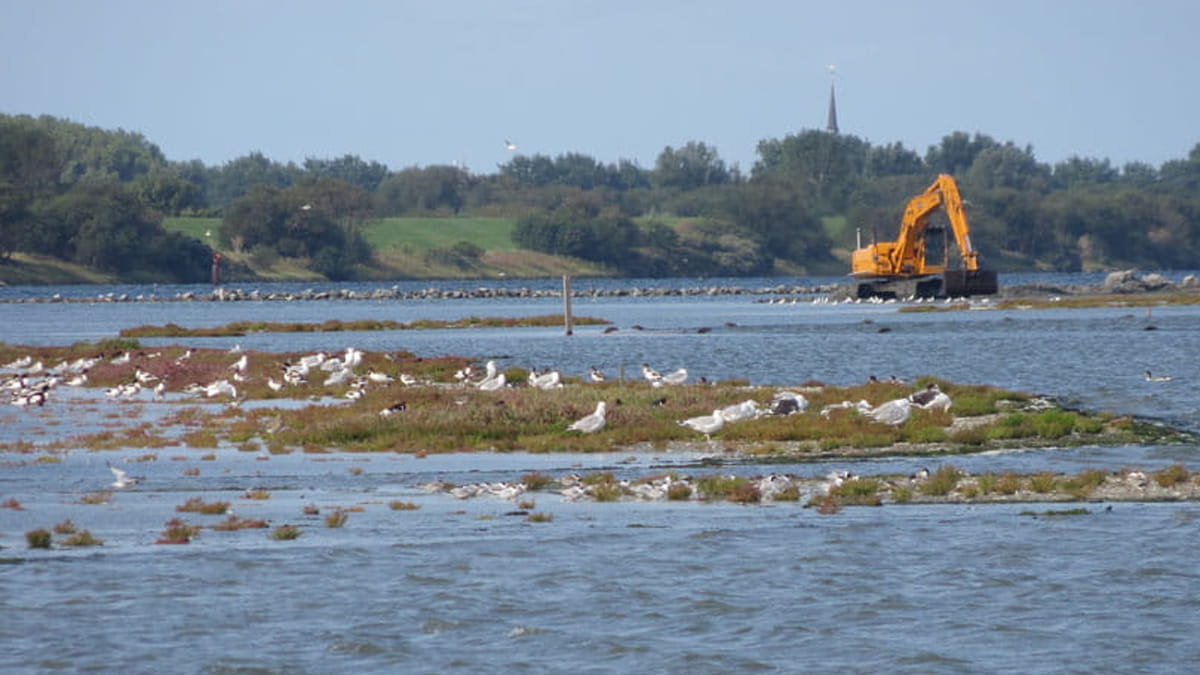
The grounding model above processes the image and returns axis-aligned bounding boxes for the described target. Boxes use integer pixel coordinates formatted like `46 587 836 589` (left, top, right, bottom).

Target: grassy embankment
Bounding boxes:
157 216 610 281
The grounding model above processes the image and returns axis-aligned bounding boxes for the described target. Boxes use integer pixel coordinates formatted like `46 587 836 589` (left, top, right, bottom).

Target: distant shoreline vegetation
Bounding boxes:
118 315 610 338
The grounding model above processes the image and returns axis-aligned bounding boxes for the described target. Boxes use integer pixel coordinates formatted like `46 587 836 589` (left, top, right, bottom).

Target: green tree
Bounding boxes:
1052 156 1118 190
375 165 470 215
654 141 731 191
964 143 1050 192
303 154 389 194
752 130 868 213
924 131 998 176
206 152 299 208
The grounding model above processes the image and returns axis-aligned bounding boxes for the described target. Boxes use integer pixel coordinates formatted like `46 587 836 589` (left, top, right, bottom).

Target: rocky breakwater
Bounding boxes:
1 283 842 304
1001 269 1200 298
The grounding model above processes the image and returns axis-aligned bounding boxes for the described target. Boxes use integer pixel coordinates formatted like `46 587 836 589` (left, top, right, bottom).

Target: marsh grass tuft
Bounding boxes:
210 515 269 531
696 475 751 501
389 500 420 511
61 530 103 547
324 509 349 528
270 524 303 541
1027 471 1058 493
176 497 231 515
244 489 271 500
80 491 111 505
1020 508 1091 517
919 465 963 496
520 471 554 490
527 512 554 523
2 497 24 510
53 519 78 535
158 518 200 544
832 478 882 506
808 493 842 514
25 528 52 549
1155 464 1190 488
772 485 801 502
667 482 693 501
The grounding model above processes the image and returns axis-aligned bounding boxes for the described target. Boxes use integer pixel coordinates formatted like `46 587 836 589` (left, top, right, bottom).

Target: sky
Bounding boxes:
3 0 1198 175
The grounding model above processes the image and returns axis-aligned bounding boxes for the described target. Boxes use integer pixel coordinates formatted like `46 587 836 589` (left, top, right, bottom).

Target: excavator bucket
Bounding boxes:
943 269 998 297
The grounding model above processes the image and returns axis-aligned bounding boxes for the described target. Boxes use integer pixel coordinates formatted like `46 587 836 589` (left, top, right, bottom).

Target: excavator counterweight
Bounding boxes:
850 174 997 299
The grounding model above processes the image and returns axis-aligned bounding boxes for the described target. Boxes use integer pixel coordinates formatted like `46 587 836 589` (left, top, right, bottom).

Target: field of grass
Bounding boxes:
364 217 517 251
162 217 222 244
162 216 517 254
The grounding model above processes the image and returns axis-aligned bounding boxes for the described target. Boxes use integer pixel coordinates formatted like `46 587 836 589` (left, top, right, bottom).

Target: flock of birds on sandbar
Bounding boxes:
1 342 1173 443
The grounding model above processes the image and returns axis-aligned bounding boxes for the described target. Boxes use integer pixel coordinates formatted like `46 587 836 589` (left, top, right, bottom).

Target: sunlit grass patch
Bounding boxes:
527 512 554 523
389 500 420 510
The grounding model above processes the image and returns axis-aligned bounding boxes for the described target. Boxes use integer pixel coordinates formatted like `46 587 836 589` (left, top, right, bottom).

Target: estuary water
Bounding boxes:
2 274 1200 673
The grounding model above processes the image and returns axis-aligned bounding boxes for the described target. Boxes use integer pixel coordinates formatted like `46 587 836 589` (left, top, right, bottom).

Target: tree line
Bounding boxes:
2 112 1199 282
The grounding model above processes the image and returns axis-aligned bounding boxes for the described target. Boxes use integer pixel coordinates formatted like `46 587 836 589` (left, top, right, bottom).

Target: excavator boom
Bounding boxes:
850 174 996 298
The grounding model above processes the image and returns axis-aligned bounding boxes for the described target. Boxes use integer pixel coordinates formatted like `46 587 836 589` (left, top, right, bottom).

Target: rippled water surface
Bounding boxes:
3 275 1200 673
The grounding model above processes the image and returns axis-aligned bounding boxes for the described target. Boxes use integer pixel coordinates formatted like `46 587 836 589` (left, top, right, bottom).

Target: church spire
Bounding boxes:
825 65 839 134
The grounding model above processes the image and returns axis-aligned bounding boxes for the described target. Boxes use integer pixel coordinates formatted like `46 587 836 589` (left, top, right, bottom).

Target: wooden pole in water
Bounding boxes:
563 274 574 336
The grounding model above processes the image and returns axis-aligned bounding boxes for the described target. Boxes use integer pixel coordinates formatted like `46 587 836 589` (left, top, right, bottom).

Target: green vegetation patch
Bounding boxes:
364 217 517 251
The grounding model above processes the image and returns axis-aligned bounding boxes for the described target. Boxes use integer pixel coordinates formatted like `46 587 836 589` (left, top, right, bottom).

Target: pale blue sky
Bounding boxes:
3 0 1197 174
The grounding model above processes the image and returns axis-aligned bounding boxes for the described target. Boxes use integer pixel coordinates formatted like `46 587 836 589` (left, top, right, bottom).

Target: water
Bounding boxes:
2 275 1200 672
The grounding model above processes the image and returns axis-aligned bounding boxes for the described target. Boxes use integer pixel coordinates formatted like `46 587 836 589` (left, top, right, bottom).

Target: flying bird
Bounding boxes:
504 139 517 151
108 463 138 489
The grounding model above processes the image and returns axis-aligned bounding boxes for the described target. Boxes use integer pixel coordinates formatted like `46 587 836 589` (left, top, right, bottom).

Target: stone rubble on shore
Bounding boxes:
2 283 844 304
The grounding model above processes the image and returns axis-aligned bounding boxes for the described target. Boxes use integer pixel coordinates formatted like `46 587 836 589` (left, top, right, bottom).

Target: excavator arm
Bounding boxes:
850 174 995 297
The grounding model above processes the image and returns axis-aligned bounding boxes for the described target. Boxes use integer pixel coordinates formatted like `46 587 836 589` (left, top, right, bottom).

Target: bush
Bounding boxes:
26 528 52 549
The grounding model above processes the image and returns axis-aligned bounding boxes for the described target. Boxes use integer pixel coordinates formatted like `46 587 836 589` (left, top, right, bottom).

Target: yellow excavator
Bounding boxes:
850 173 998 299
